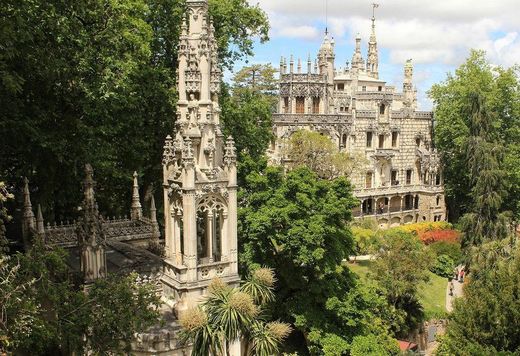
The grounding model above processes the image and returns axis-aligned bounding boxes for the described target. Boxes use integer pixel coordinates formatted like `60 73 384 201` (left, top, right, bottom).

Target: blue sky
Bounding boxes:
227 0 520 110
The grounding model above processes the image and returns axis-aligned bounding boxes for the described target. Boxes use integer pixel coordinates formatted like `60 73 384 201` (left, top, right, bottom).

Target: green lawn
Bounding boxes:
347 260 447 319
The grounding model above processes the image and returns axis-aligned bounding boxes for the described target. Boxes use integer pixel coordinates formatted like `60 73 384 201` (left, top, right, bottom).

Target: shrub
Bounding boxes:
419 230 461 245
352 227 378 255
429 241 463 265
431 254 455 279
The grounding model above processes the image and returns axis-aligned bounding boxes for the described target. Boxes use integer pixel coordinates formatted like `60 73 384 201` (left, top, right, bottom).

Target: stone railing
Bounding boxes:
354 184 444 198
355 110 377 118
354 92 395 101
273 113 352 124
280 73 325 83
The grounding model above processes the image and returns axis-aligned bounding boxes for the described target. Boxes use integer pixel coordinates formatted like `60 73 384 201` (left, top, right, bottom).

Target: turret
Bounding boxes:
318 31 335 84
351 34 365 72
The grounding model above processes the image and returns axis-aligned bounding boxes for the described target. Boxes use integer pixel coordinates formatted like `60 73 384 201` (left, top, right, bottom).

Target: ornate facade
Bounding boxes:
269 11 446 227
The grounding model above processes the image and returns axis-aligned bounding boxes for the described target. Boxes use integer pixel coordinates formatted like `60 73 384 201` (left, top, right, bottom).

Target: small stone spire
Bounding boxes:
367 3 380 78
36 204 45 236
280 56 285 74
83 164 96 209
297 58 302 73
224 136 237 166
131 171 142 220
307 54 312 73
21 177 36 242
290 55 294 73
150 195 160 240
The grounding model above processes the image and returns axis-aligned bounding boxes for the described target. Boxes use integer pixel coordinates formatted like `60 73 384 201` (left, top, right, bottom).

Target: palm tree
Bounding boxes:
179 268 291 356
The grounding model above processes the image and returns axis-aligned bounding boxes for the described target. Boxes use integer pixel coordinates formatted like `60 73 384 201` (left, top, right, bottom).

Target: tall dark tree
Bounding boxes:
429 50 520 222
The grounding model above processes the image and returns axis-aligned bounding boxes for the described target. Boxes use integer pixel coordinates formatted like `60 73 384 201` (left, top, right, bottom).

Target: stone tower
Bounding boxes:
366 7 379 79
161 0 240 316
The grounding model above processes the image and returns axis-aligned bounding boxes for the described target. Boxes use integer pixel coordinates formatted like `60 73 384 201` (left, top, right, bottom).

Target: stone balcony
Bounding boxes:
355 184 444 199
273 113 352 124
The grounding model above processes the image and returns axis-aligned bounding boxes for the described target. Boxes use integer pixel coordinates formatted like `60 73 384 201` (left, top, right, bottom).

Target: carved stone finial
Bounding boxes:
182 137 195 168
150 195 160 240
36 204 45 235
224 136 237 166
131 171 142 220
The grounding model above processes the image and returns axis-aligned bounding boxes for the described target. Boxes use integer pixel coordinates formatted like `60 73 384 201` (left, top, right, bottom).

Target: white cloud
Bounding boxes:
277 25 320 40
250 0 520 68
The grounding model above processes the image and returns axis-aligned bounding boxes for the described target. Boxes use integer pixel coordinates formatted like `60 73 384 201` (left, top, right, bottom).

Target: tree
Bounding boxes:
0 255 39 353
179 268 291 356
4 239 161 355
239 165 377 353
0 182 12 254
286 130 366 180
437 239 520 355
0 0 269 234
429 50 520 222
371 230 434 335
459 93 511 247
232 64 277 95
220 84 273 164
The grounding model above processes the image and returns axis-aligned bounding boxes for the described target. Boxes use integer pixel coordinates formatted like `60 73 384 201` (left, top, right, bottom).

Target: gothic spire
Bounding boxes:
150 195 160 240
131 171 142 220
36 204 45 236
367 3 380 78
21 177 36 241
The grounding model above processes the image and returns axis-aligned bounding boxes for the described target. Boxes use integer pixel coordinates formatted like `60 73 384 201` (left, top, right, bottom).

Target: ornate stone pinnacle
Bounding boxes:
224 136 237 165
131 171 142 220
182 137 195 168
36 204 45 235
83 164 96 209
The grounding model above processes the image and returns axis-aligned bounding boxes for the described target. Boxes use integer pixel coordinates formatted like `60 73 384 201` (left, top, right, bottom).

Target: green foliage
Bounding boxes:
439 239 520 354
239 165 400 352
0 256 39 353
180 271 290 356
351 226 377 255
428 241 463 265
0 182 12 254
371 230 434 335
350 333 400 356
459 92 511 247
220 83 273 163
286 130 365 179
429 50 520 222
430 254 455 279
4 239 161 354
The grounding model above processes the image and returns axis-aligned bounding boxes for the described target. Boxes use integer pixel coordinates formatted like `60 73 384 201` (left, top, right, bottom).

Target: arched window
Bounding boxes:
379 104 386 115
197 195 226 263
341 134 347 148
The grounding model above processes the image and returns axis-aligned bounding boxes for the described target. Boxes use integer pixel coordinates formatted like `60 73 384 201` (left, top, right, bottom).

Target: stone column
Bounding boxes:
206 212 213 262
173 211 182 264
